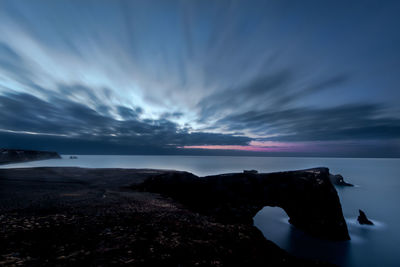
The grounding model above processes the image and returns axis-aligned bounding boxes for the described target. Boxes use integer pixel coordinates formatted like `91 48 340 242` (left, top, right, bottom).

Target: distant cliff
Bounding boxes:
0 149 61 165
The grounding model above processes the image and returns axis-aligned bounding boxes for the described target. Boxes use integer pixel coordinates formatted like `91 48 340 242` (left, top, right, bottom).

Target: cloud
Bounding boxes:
0 0 399 156
0 42 35 87
217 103 400 142
194 70 354 132
0 91 251 153
196 69 293 123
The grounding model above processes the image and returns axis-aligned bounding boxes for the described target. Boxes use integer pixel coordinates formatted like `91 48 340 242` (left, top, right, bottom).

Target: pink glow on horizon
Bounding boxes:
182 141 309 152
182 145 280 152
182 140 360 153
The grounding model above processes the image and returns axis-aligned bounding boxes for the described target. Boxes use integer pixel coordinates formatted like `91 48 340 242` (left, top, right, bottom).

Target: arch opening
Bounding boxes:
253 206 291 247
253 206 350 266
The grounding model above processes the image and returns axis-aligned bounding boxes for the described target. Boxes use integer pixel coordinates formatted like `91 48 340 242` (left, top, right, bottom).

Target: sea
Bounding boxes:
2 155 400 267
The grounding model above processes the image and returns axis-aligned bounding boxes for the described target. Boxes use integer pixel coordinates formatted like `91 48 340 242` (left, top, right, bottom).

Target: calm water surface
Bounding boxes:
2 155 400 266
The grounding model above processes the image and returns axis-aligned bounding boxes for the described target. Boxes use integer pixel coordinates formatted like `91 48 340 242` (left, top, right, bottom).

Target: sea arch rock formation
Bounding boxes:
137 167 350 241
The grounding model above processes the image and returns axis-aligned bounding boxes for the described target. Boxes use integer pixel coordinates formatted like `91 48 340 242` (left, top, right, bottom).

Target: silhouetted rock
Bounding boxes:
0 149 61 165
0 167 335 266
358 209 374 225
243 169 258 174
329 174 354 186
138 167 350 241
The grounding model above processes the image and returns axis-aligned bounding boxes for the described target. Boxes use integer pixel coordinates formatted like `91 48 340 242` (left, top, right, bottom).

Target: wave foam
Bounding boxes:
346 217 386 229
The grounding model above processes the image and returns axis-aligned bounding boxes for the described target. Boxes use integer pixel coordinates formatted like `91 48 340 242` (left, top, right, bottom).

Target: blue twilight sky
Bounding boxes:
0 0 399 157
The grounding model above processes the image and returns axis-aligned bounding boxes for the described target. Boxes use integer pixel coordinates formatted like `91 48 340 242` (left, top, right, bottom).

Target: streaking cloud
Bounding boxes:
0 0 399 157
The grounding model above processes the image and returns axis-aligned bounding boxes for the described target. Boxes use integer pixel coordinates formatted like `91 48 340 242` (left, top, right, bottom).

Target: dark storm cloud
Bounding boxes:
0 42 33 86
0 42 21 62
117 106 143 120
197 69 292 122
160 112 184 120
217 103 400 142
196 70 351 125
0 92 250 151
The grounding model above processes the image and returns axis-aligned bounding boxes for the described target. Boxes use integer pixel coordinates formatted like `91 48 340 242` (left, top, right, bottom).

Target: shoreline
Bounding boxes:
0 149 61 166
0 167 344 266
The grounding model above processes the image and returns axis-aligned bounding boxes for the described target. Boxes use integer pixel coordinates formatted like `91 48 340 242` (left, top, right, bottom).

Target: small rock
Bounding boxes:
357 209 374 225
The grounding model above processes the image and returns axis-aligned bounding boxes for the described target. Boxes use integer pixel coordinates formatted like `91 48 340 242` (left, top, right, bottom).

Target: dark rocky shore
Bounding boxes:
0 149 61 165
0 167 346 266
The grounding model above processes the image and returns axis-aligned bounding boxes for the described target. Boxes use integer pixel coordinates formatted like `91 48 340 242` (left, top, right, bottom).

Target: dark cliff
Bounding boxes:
0 167 336 266
137 167 350 241
0 149 61 165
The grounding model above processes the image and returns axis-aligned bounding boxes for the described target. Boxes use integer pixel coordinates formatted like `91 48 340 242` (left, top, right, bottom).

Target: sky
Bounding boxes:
0 0 399 157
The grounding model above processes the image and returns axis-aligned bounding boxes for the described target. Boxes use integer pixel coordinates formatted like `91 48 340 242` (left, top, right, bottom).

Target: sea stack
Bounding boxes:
358 209 374 225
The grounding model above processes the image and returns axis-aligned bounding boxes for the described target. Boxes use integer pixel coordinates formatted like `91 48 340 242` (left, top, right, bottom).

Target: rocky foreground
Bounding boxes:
0 167 346 266
0 149 61 165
